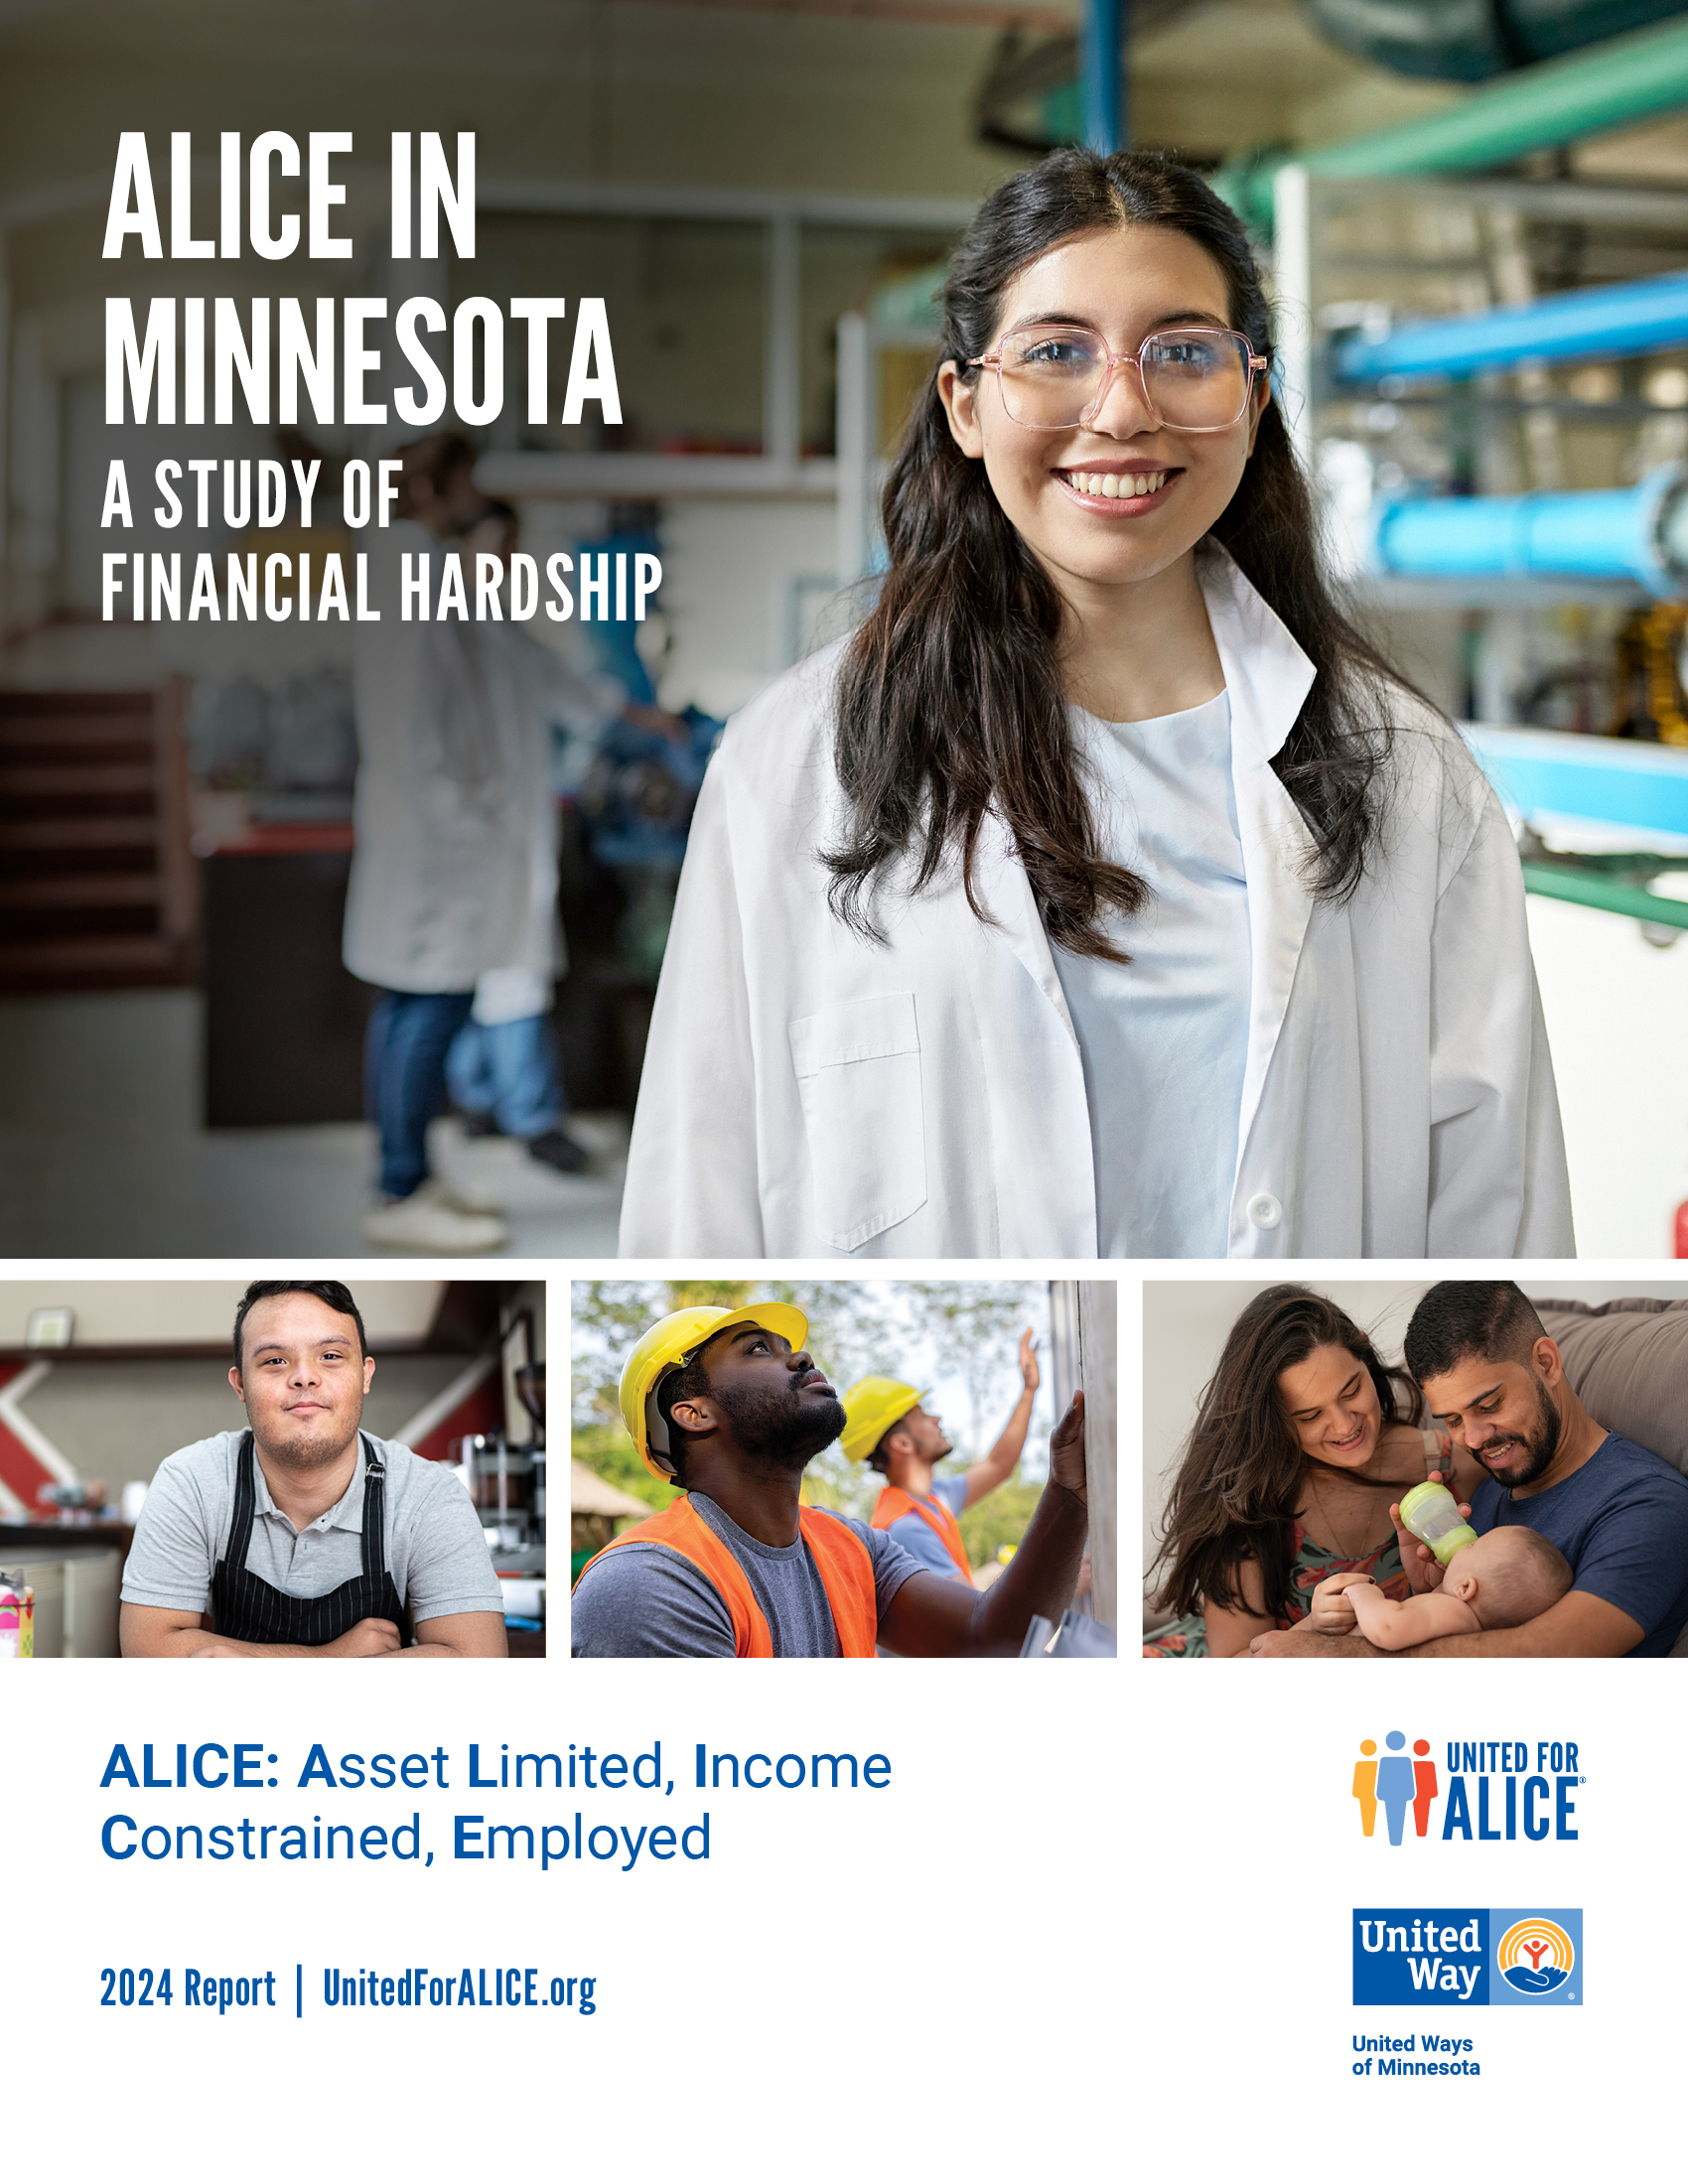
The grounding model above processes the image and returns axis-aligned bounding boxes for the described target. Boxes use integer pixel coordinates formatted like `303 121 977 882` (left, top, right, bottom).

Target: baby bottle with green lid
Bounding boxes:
1398 1480 1477 1567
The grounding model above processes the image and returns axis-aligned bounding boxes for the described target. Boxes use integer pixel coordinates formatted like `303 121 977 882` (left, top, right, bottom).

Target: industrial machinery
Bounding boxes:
1273 161 1688 925
450 1302 547 1642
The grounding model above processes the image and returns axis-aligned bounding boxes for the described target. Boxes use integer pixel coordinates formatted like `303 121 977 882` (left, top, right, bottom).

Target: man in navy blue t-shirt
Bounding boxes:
1394 1282 1688 1658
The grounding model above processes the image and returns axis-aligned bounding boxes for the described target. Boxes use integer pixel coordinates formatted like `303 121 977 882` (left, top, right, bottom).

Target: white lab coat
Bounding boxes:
619 547 1574 1260
347 526 616 996
345 525 527 993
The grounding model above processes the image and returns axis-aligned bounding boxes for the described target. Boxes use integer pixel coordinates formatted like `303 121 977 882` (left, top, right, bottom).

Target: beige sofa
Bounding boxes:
1537 1297 1688 1657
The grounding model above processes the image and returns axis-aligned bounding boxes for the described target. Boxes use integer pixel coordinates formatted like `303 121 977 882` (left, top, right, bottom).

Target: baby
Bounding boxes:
1313 1526 1573 1650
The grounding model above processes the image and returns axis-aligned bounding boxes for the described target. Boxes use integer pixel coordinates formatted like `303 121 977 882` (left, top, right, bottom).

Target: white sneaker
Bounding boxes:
362 1180 508 1254
436 1176 507 1216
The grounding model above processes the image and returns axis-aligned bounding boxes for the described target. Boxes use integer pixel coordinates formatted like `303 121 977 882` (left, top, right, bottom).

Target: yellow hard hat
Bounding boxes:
619 1303 810 1480
840 1377 926 1464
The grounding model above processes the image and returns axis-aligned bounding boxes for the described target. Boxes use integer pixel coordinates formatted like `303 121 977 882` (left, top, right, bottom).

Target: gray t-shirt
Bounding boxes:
883 1474 971 1577
121 1430 504 1627
570 1492 926 1657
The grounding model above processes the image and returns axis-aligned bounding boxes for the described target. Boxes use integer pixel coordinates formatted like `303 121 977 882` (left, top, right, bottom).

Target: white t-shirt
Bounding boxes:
1052 688 1249 1257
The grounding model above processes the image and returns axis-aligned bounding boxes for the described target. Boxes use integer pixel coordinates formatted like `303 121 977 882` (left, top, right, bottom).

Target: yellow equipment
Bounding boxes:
840 1377 925 1465
619 1302 810 1480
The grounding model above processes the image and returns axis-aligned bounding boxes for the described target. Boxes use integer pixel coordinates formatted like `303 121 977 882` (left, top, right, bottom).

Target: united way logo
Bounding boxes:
1352 1908 1582 2005
1496 1916 1576 1996
1352 1731 1439 1843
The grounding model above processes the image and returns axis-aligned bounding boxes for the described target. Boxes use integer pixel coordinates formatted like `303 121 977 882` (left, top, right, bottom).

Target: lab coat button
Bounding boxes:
1247 1191 1282 1230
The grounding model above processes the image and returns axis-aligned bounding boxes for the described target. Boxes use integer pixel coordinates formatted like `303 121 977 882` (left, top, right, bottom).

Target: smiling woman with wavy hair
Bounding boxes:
1145 1285 1447 1657
619 146 1572 1263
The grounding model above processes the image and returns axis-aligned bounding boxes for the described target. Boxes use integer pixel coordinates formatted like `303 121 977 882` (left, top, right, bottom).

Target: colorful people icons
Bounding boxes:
1352 1731 1442 1843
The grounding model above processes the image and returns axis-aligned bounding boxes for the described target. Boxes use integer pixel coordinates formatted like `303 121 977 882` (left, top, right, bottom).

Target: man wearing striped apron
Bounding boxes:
120 1281 506 1658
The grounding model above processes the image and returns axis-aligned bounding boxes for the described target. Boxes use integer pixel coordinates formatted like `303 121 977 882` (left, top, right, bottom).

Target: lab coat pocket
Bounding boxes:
788 992 928 1250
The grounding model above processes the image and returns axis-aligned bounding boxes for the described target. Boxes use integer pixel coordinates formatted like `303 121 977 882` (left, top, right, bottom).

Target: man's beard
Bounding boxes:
258 1410 360 1475
1472 1374 1561 1489
713 1379 847 1472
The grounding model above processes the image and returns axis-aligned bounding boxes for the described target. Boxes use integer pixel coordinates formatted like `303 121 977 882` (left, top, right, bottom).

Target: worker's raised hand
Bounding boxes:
1018 1327 1041 1394
323 1617 404 1657
1049 1389 1086 1501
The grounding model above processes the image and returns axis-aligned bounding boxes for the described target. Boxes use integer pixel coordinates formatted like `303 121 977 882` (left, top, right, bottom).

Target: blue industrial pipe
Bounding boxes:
1371 465 1688 594
1082 0 1123 152
1336 267 1688 382
1467 724 1688 836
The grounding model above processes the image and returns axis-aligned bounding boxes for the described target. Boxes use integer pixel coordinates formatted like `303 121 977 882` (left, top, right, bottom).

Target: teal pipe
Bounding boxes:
1371 466 1687 594
1521 862 1688 928
1082 0 1124 151
1216 12 1688 226
1334 268 1688 382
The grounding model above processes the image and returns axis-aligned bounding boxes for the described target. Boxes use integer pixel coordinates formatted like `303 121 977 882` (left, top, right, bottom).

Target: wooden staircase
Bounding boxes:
0 684 197 992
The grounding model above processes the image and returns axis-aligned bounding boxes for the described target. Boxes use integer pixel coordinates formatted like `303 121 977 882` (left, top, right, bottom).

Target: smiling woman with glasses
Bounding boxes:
619 147 1574 1265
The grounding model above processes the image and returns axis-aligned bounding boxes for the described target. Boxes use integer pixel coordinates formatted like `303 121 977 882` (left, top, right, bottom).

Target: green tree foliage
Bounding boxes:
956 1475 1043 1571
570 1420 680 1517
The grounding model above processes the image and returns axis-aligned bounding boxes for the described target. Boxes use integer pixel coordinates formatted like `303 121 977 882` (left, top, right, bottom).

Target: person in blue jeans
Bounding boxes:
354 472 631 1248
365 988 479 1202
445 966 589 1175
349 438 514 1253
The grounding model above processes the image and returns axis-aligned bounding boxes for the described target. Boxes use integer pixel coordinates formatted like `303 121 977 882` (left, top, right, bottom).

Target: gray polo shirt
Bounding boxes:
121 1430 504 1627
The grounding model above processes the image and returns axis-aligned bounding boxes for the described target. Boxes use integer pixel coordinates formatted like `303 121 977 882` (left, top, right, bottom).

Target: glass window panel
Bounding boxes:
464 213 768 454
798 223 964 458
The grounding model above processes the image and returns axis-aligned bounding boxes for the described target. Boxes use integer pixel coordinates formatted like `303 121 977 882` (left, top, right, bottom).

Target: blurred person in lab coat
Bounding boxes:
347 434 522 1253
444 503 624 1180
620 150 1573 1261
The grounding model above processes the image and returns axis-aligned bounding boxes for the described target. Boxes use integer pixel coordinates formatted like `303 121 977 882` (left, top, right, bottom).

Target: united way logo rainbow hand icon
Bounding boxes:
1495 1916 1576 1995
1352 1731 1439 1843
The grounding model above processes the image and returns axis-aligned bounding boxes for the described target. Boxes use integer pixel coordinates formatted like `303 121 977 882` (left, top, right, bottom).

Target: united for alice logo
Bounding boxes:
1352 1909 1582 2006
1351 1731 1582 1843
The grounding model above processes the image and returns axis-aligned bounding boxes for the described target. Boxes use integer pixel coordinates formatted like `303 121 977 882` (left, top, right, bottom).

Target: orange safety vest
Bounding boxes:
871 1485 972 1582
579 1496 878 1658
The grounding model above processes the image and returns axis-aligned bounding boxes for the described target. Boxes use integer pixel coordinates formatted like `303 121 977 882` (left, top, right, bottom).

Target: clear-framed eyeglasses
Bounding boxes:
969 324 1268 434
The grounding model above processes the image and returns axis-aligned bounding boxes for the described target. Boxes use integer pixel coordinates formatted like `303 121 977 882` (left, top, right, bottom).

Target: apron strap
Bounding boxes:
223 1431 259 1571
358 1434 387 1584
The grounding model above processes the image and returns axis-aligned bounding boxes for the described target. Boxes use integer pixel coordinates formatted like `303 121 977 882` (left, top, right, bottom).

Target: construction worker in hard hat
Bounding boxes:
842 1329 1040 1584
572 1302 1089 1657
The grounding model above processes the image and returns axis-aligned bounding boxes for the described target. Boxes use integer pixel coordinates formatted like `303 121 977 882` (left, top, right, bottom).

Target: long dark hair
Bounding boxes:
1151 1285 1424 1624
828 147 1413 960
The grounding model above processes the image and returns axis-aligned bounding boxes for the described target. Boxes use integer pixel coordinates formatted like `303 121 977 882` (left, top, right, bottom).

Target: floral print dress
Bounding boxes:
1143 1526 1413 1657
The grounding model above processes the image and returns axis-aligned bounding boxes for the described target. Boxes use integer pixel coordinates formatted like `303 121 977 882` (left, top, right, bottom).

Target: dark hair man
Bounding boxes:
571 1304 1090 1656
120 1281 508 1658
1252 1280 1688 1659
